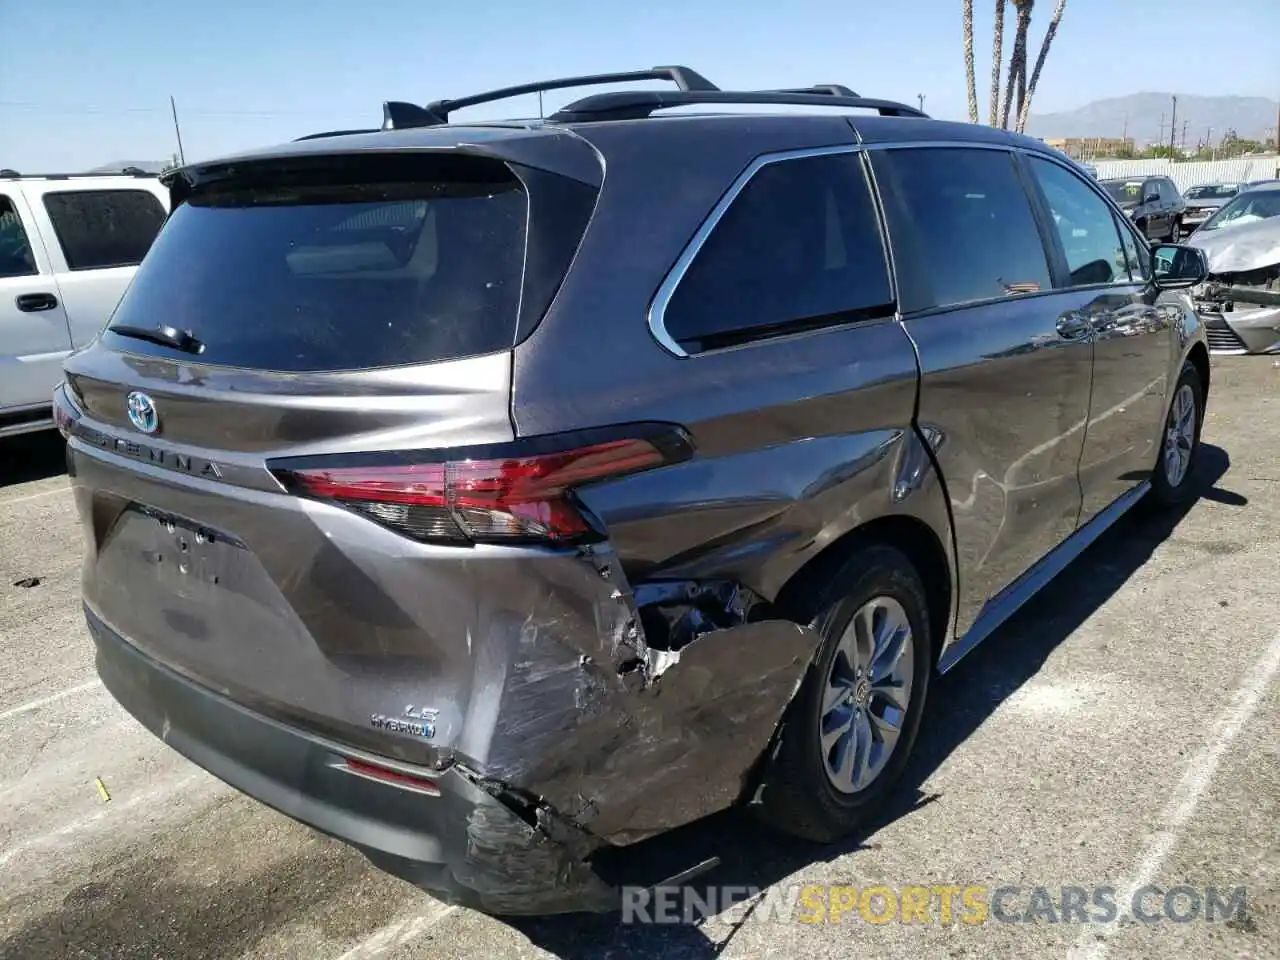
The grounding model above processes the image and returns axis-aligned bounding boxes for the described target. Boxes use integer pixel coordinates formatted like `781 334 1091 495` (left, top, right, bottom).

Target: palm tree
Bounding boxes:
1000 0 1034 129
963 0 979 123
1016 0 1068 132
988 0 1006 126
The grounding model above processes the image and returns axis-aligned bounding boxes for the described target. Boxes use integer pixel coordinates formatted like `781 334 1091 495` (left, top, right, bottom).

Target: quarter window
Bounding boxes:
1027 157 1134 286
661 152 894 353
42 189 167 271
871 147 1052 312
0 195 37 278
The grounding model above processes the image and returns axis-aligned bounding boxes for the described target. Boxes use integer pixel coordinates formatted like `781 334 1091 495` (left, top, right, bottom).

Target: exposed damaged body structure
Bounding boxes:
1187 183 1280 354
61 66 1211 916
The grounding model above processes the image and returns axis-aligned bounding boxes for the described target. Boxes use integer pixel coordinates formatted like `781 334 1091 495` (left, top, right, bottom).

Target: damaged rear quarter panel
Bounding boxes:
472 545 822 845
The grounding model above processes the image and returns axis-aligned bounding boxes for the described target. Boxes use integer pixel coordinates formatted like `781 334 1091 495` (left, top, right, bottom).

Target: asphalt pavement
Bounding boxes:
1 357 1277 960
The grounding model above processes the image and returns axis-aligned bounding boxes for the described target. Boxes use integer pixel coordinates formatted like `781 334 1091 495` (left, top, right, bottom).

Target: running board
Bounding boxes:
938 481 1151 674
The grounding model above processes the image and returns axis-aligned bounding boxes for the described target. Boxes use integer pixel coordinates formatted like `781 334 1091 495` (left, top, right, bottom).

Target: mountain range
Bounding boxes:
1026 94 1279 146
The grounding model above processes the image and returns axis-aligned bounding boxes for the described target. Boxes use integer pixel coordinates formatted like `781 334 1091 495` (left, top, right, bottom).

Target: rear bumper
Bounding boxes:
87 605 617 915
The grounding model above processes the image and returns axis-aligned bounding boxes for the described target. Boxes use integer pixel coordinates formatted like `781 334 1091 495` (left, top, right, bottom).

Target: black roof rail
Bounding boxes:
381 65 719 129
548 90 929 123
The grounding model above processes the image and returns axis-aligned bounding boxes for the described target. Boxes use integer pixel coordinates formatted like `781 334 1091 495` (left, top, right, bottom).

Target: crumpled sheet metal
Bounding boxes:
1188 216 1280 274
474 546 821 847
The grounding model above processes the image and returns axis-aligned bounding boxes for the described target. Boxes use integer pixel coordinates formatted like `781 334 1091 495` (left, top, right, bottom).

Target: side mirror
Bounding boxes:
1144 192 1160 204
1151 243 1208 289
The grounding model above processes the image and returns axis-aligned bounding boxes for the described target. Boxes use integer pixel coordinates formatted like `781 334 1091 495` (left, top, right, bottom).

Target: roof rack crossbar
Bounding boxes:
549 90 929 122
772 84 861 97
381 65 719 130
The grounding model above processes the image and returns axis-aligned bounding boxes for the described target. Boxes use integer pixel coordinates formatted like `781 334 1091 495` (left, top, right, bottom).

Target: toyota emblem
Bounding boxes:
126 391 159 434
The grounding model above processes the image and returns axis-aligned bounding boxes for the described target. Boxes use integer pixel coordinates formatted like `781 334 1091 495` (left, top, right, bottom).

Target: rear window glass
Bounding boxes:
43 189 166 270
104 156 528 372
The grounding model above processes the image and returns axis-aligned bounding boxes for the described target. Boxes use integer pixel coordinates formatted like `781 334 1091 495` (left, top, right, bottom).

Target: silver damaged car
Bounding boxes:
1187 182 1280 354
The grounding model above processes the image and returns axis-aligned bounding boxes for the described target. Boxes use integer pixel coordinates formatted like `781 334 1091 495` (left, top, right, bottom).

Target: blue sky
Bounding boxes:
2 0 1277 170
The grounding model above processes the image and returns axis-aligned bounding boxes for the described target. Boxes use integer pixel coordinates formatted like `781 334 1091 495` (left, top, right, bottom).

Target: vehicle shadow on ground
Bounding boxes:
0 431 67 490
512 444 1243 959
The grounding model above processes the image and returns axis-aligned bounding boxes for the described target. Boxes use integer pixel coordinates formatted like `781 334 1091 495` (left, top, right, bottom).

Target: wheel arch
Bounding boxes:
1187 340 1210 400
774 513 954 667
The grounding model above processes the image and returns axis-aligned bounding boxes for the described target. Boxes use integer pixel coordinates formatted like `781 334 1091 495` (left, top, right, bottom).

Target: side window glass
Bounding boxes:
663 152 894 353
42 189 166 271
0 194 38 278
870 147 1051 311
1027 157 1132 286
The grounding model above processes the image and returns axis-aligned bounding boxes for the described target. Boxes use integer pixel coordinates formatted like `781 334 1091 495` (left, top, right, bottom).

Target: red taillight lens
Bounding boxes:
273 435 682 545
53 385 81 439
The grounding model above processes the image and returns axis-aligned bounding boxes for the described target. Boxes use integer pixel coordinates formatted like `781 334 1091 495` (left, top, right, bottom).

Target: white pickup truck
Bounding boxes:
1 169 169 438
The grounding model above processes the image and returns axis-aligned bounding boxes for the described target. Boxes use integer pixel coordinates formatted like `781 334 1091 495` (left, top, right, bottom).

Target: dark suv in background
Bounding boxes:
1100 175 1186 241
55 67 1212 916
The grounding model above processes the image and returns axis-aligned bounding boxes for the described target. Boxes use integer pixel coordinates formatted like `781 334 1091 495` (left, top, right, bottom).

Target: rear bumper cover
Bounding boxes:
87 606 617 915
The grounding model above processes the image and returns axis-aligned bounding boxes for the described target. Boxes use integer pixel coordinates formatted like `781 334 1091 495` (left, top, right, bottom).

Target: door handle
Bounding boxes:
1056 313 1092 340
15 292 59 312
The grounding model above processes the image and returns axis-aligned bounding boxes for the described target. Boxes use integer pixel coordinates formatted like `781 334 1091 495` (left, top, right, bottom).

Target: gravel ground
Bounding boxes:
0 357 1277 960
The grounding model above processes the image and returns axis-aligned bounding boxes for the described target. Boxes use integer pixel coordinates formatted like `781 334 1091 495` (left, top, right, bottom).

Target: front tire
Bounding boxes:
1168 216 1182 241
1149 361 1204 507
753 545 932 843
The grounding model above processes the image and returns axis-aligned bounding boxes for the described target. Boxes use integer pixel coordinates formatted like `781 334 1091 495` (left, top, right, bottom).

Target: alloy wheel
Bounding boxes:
1163 383 1197 488
819 596 915 794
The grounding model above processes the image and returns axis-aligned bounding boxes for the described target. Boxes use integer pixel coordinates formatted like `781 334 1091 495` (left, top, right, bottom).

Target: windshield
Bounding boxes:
1185 184 1240 200
1198 190 1280 231
1101 180 1145 204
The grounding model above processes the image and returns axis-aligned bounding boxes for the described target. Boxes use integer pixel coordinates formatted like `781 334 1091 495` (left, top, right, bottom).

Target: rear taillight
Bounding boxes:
53 383 80 438
270 427 691 546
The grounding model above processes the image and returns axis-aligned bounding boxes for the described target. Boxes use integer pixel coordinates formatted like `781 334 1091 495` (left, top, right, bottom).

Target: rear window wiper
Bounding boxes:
109 324 205 355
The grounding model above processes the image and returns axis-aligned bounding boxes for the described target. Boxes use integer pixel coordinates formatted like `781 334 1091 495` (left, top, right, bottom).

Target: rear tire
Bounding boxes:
753 545 932 843
1149 361 1204 507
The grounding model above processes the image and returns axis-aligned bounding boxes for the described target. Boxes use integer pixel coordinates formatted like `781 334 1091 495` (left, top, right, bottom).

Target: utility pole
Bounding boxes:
169 96 186 166
1207 127 1215 162
1122 112 1128 141
917 93 925 113
1181 120 1189 151
1169 95 1178 156
538 90 544 119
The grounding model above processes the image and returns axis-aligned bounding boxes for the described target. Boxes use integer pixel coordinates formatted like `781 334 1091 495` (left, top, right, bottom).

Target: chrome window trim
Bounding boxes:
645 137 1130 357
646 143 865 358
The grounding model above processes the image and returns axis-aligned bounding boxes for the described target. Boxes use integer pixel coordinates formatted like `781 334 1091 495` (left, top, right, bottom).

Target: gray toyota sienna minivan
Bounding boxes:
55 67 1212 916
